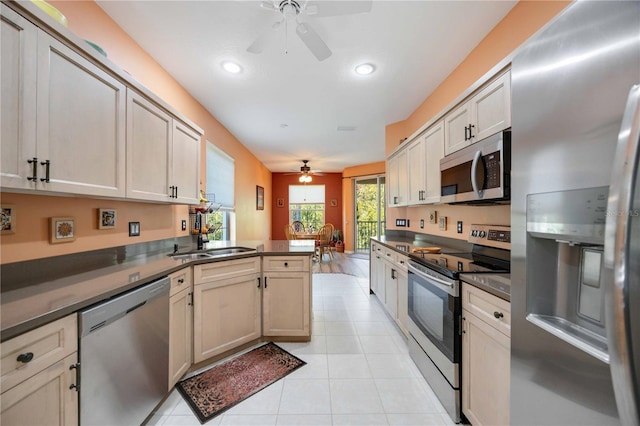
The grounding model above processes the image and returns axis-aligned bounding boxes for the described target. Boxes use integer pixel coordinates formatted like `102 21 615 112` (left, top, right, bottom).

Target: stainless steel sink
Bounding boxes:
170 247 256 260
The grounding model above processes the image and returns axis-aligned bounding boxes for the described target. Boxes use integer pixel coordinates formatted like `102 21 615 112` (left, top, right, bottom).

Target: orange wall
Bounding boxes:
271 174 343 240
1 0 271 264
384 0 570 241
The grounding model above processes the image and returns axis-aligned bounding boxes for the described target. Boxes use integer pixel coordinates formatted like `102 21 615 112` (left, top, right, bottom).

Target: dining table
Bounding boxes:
295 232 319 240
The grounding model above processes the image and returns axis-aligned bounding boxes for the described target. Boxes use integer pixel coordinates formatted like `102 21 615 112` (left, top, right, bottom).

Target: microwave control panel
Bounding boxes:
484 151 501 189
468 224 511 250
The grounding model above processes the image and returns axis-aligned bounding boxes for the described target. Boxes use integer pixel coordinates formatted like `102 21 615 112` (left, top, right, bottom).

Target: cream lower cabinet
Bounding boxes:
262 256 311 337
395 265 408 337
0 314 78 426
169 268 193 389
193 257 261 363
462 283 510 426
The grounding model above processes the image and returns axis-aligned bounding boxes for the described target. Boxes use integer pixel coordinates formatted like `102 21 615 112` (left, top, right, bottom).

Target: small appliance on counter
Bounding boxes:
406 224 510 423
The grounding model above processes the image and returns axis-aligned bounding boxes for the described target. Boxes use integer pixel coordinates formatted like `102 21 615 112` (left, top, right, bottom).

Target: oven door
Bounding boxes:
407 263 461 364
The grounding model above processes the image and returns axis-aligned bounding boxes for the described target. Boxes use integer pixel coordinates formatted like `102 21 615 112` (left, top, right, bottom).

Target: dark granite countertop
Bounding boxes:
1 239 314 342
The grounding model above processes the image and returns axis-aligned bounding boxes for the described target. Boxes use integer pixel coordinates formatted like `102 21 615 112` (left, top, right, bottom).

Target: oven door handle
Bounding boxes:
408 264 456 295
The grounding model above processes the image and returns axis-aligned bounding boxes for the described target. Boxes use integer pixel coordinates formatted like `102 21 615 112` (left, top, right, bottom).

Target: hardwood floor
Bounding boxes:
311 251 369 279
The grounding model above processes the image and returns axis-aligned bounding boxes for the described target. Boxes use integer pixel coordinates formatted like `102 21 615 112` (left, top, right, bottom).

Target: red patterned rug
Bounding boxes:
175 343 306 423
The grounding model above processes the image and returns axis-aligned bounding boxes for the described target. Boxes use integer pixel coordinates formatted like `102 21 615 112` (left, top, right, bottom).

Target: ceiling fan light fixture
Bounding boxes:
355 63 375 76
299 174 312 183
221 61 242 74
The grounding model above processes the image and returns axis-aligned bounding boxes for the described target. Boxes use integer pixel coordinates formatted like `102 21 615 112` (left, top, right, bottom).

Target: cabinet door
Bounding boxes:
1 353 78 426
470 70 511 142
444 101 472 156
396 267 409 337
424 120 444 203
407 137 426 205
171 120 201 205
462 309 510 426
36 31 126 197
263 272 310 337
193 274 261 363
0 5 37 191
371 253 385 303
169 287 192 390
387 150 408 207
383 261 398 319
126 90 172 202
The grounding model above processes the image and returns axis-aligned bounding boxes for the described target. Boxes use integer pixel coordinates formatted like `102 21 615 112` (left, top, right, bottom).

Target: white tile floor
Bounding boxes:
149 273 454 426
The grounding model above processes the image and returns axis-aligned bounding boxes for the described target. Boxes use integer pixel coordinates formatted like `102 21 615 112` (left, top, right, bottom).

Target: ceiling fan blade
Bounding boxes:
259 1 278 11
295 22 331 61
247 20 282 54
308 0 372 17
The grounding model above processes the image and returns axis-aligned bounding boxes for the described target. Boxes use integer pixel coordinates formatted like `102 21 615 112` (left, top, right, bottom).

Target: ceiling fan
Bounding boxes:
286 160 324 182
247 0 373 61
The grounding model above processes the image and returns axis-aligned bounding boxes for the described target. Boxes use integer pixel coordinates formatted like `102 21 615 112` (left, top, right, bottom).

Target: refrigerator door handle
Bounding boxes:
604 84 640 426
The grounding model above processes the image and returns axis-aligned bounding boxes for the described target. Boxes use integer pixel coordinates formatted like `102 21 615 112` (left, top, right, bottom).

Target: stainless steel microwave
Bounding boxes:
439 130 511 204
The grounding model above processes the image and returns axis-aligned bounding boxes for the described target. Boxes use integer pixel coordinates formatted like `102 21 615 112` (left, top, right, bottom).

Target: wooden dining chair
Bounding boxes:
284 224 296 240
315 223 334 261
291 220 304 233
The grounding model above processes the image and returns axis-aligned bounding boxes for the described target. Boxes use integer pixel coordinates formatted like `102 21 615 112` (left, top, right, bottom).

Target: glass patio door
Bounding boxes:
354 176 385 252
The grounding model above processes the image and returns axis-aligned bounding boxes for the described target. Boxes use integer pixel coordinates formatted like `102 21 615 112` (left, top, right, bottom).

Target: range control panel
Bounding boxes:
468 224 511 250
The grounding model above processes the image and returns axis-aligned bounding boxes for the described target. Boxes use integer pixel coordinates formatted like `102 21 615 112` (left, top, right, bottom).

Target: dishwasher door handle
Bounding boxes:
126 301 147 314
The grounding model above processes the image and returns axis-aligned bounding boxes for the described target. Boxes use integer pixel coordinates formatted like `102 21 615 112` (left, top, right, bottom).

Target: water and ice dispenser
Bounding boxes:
525 186 610 363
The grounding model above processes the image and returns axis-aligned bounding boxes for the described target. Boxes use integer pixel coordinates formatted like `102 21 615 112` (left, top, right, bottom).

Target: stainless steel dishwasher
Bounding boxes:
79 276 170 425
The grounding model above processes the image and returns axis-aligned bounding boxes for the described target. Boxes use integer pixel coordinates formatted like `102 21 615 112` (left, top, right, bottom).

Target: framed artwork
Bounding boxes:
98 208 117 229
1 205 16 234
256 186 264 210
50 217 76 243
330 199 338 207
276 198 285 208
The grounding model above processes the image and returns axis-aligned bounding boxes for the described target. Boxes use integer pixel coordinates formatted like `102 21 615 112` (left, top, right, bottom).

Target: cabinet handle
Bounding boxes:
175 186 178 198
169 186 174 197
264 277 268 288
493 311 504 319
69 363 80 370
69 384 79 391
391 269 397 279
469 124 475 139
284 262 288 267
178 278 184 284
464 125 469 141
40 160 50 182
257 277 261 288
17 352 34 363
393 196 399 205
27 158 38 181
189 292 194 306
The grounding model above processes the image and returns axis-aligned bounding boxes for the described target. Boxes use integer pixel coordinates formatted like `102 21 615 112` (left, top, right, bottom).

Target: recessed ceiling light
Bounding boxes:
221 61 242 74
355 63 375 75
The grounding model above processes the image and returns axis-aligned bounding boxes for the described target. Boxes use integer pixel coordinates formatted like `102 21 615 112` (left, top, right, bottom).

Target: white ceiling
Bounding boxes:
97 1 517 173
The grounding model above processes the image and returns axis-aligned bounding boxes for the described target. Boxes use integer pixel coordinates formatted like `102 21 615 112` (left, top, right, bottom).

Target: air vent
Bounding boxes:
337 126 356 131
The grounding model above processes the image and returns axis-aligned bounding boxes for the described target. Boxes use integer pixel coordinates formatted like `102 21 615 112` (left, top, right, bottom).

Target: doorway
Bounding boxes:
354 176 385 253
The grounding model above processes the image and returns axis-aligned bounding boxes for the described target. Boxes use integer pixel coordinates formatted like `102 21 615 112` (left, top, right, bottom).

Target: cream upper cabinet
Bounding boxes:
423 120 444 203
1 15 126 197
262 256 311 337
445 70 511 156
462 283 511 426
171 120 201 205
407 137 426 205
126 90 172 202
387 149 408 207
1 5 37 191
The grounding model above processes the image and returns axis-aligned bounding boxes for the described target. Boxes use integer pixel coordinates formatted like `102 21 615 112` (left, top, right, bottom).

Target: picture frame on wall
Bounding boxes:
98 208 117 229
330 199 338 207
1 205 16 234
276 198 285 208
50 217 76 243
256 186 264 210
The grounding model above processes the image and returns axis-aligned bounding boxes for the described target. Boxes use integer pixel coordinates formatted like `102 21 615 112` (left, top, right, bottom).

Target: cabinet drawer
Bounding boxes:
462 283 511 337
395 253 408 271
1 314 77 392
194 257 260 285
169 267 192 297
263 256 309 272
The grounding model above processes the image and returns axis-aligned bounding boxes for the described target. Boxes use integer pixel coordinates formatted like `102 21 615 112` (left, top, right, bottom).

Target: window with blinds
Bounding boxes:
289 185 325 232
206 141 235 240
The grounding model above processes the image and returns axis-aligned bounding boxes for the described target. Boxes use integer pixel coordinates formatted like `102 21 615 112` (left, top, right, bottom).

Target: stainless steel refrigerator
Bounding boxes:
511 1 640 424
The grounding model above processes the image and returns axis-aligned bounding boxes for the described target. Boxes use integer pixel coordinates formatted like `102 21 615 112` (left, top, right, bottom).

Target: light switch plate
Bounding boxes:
439 216 447 230
181 220 187 231
420 219 424 229
429 210 437 224
129 222 140 237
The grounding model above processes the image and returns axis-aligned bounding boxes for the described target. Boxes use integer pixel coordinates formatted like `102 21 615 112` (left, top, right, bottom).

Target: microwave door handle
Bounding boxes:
471 150 484 198
604 84 640 426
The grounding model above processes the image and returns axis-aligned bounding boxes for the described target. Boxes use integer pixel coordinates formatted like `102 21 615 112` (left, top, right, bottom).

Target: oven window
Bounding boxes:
408 271 460 362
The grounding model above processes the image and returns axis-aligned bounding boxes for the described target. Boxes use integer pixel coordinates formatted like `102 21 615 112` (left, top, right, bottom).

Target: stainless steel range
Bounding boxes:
407 224 510 423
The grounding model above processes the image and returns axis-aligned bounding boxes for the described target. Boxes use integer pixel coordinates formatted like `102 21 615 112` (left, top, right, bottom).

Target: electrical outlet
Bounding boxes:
429 210 437 224
181 220 187 231
420 219 424 229
406 219 410 227
439 216 447 230
395 219 407 227
457 221 463 234
129 222 140 237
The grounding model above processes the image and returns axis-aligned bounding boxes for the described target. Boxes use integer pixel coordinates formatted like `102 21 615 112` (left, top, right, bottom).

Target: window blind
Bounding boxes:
206 141 234 208
289 185 325 203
